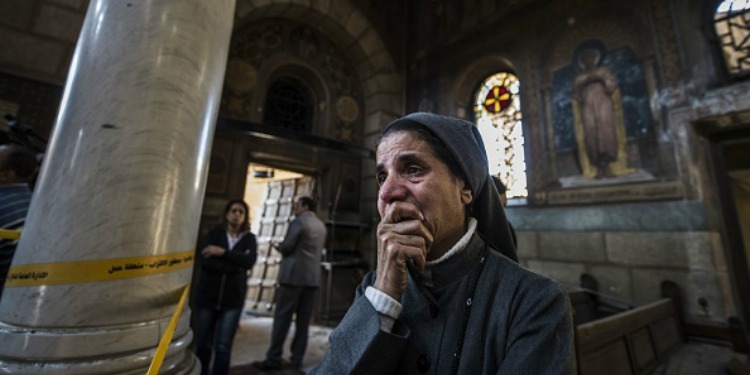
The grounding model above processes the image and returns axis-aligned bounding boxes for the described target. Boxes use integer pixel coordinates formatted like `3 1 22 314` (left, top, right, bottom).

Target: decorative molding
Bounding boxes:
337 96 359 123
651 0 682 87
545 180 683 205
507 201 707 231
520 25 545 203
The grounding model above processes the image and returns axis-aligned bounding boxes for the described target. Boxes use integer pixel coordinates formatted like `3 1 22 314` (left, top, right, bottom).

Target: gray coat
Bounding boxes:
311 232 576 374
276 211 327 287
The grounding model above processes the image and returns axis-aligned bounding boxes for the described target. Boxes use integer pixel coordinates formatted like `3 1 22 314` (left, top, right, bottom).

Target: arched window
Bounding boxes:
474 72 527 199
263 77 314 133
715 0 750 76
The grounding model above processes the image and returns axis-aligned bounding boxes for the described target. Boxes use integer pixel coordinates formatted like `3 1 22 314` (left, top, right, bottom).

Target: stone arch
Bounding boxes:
253 56 331 138
542 8 653 74
234 0 403 148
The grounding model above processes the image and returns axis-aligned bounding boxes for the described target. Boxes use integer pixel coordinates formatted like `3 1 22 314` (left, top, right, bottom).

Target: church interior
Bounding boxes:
1 0 750 373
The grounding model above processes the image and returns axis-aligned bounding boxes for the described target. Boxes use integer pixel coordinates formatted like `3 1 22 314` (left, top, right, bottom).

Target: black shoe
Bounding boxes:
252 360 282 370
290 363 305 374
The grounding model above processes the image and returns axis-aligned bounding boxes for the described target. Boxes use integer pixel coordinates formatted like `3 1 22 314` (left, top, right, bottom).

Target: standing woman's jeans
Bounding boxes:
194 307 242 375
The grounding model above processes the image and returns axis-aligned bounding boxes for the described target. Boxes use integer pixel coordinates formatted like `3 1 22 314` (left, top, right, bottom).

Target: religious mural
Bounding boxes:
551 39 655 187
571 47 633 179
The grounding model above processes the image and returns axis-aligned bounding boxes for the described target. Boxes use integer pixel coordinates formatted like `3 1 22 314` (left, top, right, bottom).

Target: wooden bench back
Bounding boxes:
569 290 599 325
576 298 683 375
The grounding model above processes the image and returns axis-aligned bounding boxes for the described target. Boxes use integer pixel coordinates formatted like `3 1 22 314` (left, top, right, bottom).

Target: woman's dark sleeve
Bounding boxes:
199 226 234 273
224 233 257 270
498 281 577 374
198 226 220 252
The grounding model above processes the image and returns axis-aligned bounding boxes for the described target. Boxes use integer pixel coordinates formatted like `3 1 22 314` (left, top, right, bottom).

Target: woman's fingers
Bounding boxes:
381 201 424 224
374 218 431 299
373 201 435 299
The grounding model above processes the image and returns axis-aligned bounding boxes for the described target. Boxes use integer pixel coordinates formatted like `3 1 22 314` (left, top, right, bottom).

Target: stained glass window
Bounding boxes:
474 72 527 199
715 0 750 76
483 85 512 113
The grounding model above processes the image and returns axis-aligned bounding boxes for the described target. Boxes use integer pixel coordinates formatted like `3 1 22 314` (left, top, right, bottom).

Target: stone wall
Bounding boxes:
508 202 736 325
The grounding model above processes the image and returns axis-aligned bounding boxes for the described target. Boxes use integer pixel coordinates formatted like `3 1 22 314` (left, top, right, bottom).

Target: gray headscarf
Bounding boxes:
383 112 518 262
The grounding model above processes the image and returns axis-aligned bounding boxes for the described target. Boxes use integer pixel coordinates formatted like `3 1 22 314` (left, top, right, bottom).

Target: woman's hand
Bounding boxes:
374 201 432 300
201 245 227 258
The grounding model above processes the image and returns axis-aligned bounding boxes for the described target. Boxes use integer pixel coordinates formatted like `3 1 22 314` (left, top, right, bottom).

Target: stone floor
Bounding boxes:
228 314 332 375
226 314 749 375
656 341 749 375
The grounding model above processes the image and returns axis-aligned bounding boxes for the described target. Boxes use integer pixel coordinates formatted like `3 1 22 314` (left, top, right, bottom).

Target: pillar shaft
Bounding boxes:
0 0 235 373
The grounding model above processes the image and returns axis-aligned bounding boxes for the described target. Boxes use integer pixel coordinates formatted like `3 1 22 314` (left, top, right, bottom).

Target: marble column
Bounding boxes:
0 0 235 373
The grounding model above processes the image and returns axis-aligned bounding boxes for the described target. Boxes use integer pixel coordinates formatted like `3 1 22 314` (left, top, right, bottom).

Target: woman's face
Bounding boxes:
376 131 473 258
226 203 246 228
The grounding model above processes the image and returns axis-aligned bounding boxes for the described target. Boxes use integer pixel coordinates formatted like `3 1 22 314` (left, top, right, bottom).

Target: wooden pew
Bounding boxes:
574 278 750 374
569 289 600 326
575 296 684 375
569 273 635 326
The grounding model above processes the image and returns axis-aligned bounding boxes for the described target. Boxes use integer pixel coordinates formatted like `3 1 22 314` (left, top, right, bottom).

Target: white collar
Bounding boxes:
425 218 477 266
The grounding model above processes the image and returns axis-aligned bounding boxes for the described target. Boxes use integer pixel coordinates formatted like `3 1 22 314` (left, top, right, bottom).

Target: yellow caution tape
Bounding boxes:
0 229 21 240
147 284 190 375
5 249 194 287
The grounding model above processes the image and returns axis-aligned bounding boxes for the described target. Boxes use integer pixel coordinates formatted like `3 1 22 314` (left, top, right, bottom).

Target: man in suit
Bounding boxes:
254 195 327 371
